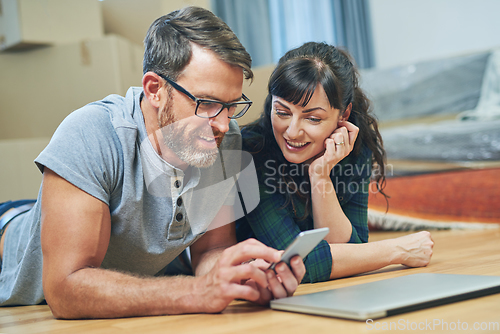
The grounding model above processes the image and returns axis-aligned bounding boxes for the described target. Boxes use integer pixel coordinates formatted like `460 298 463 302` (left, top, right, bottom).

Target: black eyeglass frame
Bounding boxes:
156 73 252 119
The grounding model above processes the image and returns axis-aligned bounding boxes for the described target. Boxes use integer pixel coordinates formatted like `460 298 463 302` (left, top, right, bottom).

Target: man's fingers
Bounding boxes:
266 269 288 299
258 283 273 304
274 262 299 297
220 239 281 267
225 262 269 289
208 240 307 306
250 258 272 270
289 255 306 283
225 282 261 302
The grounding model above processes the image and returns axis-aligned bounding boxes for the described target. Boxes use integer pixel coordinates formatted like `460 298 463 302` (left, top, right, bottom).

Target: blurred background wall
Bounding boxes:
369 0 500 69
1 0 500 202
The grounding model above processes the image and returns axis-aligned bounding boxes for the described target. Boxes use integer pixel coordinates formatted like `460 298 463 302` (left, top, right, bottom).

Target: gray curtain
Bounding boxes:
212 0 374 69
333 0 375 69
211 0 274 67
268 0 337 64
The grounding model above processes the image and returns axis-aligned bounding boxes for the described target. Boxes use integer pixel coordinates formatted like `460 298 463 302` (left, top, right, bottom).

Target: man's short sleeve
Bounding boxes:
35 105 124 205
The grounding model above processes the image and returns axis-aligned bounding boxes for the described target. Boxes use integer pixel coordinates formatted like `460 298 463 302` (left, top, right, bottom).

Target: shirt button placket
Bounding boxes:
168 177 186 240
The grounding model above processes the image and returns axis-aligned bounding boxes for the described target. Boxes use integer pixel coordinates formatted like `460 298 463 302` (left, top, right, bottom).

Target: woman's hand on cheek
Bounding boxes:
309 121 359 180
332 121 359 157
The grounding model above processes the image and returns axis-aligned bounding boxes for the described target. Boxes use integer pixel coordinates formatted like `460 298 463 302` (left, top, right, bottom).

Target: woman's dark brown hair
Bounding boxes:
243 42 387 218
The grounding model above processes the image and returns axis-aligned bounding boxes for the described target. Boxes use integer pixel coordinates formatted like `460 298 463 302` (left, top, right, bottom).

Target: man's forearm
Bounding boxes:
46 267 206 319
45 239 288 319
193 247 225 276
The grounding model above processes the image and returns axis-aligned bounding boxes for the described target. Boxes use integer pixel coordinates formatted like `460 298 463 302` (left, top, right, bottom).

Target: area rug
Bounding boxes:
368 167 500 230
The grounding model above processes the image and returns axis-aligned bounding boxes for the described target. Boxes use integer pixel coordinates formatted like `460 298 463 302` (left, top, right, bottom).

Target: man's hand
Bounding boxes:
192 239 305 312
244 255 306 304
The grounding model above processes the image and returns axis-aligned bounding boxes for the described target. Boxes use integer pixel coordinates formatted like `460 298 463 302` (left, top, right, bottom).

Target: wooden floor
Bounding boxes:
1 229 500 333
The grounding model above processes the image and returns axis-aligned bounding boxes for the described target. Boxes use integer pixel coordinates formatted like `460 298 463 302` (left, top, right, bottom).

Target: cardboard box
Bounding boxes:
0 34 144 140
0 0 103 51
101 0 211 46
0 137 49 201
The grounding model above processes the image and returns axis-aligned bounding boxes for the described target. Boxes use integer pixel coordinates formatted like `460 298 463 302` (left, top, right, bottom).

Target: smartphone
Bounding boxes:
268 227 330 270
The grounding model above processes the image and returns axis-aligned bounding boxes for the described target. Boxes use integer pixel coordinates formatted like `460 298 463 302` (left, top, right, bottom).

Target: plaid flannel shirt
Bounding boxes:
236 140 372 283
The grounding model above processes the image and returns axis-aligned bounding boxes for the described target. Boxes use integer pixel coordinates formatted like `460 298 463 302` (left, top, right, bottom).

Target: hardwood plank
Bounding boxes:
1 230 499 333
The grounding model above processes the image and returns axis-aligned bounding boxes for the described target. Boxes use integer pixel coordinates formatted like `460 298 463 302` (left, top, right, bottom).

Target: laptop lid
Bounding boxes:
270 273 500 321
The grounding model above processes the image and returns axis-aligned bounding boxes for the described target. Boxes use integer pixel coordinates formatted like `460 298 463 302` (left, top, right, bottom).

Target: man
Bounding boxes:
0 7 305 318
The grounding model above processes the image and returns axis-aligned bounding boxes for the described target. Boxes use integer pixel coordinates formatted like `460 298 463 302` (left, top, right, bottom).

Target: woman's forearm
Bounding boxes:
329 240 393 279
329 231 434 279
310 177 352 243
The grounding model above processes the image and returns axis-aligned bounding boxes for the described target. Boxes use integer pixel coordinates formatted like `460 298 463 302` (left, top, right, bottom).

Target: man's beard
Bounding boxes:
158 102 224 168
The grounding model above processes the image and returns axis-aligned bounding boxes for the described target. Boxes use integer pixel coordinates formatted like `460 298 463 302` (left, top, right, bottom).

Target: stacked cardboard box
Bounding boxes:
0 0 103 51
0 0 145 200
101 0 210 46
0 34 144 139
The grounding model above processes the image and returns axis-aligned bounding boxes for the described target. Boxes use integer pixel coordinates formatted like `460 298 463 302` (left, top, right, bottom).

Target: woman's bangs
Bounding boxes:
270 60 319 107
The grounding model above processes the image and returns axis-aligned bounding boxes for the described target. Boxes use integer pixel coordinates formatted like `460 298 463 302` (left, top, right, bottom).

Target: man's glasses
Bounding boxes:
156 73 252 119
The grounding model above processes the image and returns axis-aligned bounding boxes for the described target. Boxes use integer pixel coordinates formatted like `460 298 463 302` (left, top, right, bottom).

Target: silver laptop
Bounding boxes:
270 273 500 320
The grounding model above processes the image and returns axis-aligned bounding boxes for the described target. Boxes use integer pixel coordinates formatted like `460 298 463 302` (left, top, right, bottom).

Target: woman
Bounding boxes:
236 42 433 283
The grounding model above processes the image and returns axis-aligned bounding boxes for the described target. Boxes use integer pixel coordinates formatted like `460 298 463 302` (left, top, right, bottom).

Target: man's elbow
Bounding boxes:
44 284 79 319
47 300 73 319
43 274 87 319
